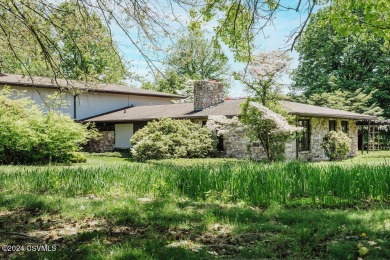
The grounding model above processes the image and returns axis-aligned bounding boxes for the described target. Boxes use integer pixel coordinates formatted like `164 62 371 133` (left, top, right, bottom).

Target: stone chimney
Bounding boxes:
193 80 224 111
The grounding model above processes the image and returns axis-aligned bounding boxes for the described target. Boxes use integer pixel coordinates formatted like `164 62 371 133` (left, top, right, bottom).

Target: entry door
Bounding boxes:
115 123 133 148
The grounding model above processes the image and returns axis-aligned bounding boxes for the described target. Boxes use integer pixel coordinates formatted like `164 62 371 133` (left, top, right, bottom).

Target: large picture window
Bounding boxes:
298 120 310 151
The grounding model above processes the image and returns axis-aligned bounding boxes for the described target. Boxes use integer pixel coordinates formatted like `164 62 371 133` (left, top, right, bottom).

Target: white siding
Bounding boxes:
0 85 74 117
76 92 171 120
1 85 173 120
115 123 133 148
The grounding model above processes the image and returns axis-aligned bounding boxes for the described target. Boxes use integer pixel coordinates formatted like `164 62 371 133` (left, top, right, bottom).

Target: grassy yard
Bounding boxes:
0 152 389 259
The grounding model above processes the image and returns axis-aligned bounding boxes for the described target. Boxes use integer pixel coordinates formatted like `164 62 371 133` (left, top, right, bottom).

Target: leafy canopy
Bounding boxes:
0 0 126 83
293 7 390 117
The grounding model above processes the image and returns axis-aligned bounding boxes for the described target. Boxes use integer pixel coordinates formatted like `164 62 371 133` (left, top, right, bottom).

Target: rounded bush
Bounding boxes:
322 131 352 161
131 118 216 161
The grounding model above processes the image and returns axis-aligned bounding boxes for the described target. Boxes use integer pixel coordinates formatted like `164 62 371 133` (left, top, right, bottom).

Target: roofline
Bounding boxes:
0 82 184 99
78 105 135 121
291 112 377 120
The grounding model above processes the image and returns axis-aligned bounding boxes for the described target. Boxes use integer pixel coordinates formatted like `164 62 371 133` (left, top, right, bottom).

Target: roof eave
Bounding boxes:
290 112 377 120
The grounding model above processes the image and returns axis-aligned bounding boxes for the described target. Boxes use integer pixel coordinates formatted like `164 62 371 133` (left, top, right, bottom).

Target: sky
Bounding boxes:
110 1 317 97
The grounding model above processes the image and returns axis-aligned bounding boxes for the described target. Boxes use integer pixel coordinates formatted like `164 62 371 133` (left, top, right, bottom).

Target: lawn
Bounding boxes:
0 152 389 259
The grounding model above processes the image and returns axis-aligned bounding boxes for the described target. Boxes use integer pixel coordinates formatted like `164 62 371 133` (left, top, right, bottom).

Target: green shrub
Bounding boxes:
0 87 99 164
322 131 352 161
68 152 87 163
86 152 123 158
131 118 216 161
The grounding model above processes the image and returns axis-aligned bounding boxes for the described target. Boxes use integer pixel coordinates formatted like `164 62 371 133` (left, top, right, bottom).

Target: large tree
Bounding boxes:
2 1 387 82
293 8 390 118
0 1 126 83
0 0 320 79
235 50 291 106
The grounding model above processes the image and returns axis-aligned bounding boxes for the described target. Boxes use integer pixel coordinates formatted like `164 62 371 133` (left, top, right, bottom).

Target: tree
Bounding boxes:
235 50 291 106
0 0 320 80
240 101 301 162
293 8 390 118
327 1 390 47
166 31 229 82
304 89 383 117
0 0 126 83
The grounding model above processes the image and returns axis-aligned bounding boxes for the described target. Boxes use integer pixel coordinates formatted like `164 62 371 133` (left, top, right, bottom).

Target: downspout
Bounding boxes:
73 94 79 120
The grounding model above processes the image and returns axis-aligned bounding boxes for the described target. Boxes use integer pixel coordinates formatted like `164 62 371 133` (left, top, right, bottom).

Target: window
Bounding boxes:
329 120 336 131
217 135 224 151
298 120 310 151
341 121 348 134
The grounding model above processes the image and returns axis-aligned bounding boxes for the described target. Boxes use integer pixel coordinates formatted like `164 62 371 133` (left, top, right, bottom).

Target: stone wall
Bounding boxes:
206 116 358 161
286 118 358 161
87 131 115 152
193 80 224 111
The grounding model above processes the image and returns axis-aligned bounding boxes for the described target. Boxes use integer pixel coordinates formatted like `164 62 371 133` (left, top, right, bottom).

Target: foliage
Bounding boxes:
68 152 87 163
322 131 352 161
328 1 390 47
240 101 301 162
235 50 291 106
0 88 99 164
131 118 216 161
304 89 383 117
1 160 388 208
86 152 124 158
141 70 186 94
0 0 320 79
166 31 229 81
293 7 390 117
0 0 126 83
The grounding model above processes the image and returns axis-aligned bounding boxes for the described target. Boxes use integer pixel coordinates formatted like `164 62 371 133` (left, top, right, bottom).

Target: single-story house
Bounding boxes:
1 74 377 161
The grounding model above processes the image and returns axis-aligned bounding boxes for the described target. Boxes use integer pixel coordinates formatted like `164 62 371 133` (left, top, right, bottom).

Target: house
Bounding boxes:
0 73 182 120
83 80 377 161
1 74 377 161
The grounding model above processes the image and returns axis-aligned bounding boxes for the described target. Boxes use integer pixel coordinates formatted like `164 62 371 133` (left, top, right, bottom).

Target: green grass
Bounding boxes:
0 152 389 259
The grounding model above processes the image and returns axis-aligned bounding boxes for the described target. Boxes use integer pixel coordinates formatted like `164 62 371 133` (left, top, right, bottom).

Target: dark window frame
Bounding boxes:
341 121 348 134
329 120 336 131
298 119 310 152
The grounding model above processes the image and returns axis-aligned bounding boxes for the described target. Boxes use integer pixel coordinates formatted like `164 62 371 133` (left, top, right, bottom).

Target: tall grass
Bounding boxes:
0 162 388 207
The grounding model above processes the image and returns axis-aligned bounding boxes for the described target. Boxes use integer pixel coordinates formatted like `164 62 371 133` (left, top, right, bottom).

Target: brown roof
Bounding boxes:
84 99 377 122
0 73 183 99
280 101 377 120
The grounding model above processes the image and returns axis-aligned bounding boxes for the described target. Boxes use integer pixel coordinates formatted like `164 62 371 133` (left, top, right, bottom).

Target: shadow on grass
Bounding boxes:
0 194 389 259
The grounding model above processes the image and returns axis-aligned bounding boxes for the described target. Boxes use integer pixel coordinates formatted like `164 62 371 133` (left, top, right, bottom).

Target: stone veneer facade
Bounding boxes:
87 131 115 152
193 80 224 110
204 117 358 161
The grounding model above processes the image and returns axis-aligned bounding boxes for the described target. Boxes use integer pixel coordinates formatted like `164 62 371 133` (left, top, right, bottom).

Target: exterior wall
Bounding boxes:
1 85 173 120
76 93 171 120
286 118 358 161
114 123 133 149
193 80 224 110
87 131 115 152
1 85 74 117
205 116 359 161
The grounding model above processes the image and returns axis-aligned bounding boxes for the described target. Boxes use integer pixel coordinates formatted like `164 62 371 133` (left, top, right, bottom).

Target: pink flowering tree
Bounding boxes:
235 50 291 106
241 101 302 162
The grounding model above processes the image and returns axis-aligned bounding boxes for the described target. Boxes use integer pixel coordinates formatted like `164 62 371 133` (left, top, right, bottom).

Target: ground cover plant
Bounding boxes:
0 155 389 259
